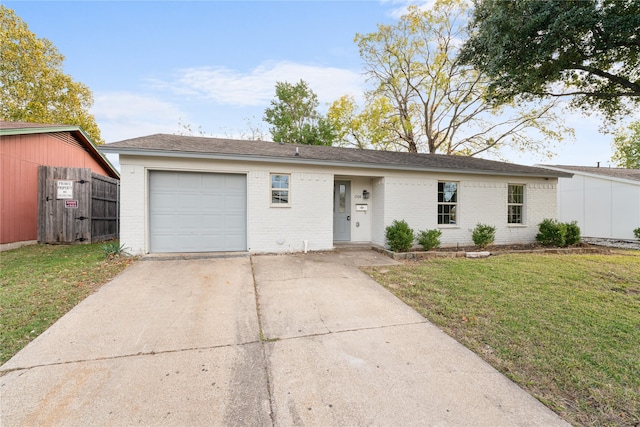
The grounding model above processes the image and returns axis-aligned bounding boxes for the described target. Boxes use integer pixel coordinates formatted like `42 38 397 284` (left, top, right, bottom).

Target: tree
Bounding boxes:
263 80 335 146
0 6 103 144
461 0 640 122
611 121 640 168
327 95 397 150
353 0 571 157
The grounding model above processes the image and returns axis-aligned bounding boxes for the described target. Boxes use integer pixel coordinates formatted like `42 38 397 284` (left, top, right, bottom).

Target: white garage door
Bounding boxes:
149 171 246 252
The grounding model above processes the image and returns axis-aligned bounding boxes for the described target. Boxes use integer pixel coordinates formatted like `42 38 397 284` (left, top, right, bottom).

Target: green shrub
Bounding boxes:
471 223 496 249
416 229 442 251
536 219 566 247
385 220 414 252
634 227 640 240
101 241 128 259
565 221 582 246
536 219 582 247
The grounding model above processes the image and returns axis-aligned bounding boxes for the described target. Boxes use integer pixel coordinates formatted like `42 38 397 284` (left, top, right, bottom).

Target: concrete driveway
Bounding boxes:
0 250 568 426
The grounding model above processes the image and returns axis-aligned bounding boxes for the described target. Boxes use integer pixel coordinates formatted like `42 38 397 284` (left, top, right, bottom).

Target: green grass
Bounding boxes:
0 242 134 364
366 252 640 427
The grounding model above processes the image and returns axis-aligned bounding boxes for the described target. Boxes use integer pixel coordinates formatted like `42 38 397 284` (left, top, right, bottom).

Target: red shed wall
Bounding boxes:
0 132 113 244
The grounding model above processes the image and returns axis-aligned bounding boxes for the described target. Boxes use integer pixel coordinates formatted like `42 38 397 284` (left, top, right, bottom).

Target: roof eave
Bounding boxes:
100 146 567 179
0 125 81 136
539 165 639 185
2 125 120 179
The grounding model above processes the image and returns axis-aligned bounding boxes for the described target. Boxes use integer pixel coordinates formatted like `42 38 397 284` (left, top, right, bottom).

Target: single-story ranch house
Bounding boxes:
99 134 572 255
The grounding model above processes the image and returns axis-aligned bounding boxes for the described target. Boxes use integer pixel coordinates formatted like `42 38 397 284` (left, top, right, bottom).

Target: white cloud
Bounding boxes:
382 0 438 19
149 61 366 109
92 92 187 143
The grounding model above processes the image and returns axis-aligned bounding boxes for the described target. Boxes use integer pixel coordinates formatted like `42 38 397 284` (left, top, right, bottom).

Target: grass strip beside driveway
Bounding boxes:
365 252 640 427
0 243 134 365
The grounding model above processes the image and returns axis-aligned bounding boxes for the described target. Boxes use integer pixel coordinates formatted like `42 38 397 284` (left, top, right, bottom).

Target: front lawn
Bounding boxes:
0 242 134 364
366 252 640 427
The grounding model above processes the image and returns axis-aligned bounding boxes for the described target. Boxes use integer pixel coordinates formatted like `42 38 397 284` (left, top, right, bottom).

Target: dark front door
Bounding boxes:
333 181 351 241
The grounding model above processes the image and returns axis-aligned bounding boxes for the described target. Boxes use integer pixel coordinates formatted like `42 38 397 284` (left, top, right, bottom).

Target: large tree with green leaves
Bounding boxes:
0 5 103 144
352 0 570 157
611 121 640 169
263 80 335 146
327 95 398 150
461 0 640 122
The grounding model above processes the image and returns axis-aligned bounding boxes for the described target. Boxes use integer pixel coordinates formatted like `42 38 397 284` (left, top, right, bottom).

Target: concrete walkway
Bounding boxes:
0 250 568 426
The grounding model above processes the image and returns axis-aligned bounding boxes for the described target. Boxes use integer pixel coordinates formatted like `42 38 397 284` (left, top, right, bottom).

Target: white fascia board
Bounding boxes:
540 165 640 186
100 147 565 179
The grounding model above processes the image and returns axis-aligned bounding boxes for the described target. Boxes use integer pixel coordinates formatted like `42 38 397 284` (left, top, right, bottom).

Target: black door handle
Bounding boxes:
347 215 351 221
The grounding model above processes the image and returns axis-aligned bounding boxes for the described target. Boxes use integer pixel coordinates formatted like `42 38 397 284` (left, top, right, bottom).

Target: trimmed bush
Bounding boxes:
634 227 640 240
385 220 414 252
471 223 496 249
416 229 442 251
536 218 582 247
536 219 566 247
565 221 582 246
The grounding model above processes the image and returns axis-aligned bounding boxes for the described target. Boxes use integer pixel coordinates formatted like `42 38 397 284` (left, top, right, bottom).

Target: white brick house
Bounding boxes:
100 135 571 255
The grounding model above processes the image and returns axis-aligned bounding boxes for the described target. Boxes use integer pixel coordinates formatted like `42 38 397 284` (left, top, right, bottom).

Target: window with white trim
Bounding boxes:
270 174 290 206
438 182 458 225
507 184 524 224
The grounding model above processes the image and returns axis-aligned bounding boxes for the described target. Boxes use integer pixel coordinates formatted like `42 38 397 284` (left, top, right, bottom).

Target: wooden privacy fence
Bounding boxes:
38 166 120 244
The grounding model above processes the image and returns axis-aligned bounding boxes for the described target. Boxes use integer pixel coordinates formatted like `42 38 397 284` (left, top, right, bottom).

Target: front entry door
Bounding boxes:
333 181 351 241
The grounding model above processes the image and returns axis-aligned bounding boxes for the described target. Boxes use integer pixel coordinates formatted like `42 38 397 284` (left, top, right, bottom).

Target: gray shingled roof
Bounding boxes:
541 165 640 182
100 133 572 178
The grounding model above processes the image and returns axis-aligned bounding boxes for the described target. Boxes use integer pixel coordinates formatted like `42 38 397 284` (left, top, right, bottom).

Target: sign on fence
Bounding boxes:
38 166 119 244
56 180 73 199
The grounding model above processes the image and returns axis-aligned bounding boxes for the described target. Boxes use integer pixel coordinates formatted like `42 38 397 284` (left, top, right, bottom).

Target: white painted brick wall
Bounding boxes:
119 163 146 255
371 178 386 246
379 174 558 248
247 170 333 253
118 154 559 253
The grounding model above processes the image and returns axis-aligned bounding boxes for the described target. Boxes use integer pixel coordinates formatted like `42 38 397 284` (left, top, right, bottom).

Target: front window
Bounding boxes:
507 184 524 224
271 174 290 206
438 182 458 225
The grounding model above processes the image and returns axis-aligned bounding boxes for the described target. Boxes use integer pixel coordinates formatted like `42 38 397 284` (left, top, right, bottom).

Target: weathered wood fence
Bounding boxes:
38 166 119 244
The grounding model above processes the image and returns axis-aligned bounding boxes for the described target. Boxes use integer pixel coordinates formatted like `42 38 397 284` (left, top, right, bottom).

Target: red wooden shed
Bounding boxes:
0 121 119 248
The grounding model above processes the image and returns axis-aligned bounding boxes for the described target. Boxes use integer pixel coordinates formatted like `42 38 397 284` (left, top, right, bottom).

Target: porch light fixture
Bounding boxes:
362 190 370 199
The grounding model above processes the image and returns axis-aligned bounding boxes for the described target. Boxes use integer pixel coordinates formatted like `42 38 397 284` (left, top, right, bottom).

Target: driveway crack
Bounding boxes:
250 256 277 426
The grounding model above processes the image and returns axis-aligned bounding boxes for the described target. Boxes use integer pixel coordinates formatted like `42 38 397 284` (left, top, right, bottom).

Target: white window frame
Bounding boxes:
507 184 525 224
270 173 291 207
437 181 458 226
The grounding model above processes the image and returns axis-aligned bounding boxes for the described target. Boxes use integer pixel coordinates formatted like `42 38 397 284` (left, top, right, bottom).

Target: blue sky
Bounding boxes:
6 0 630 168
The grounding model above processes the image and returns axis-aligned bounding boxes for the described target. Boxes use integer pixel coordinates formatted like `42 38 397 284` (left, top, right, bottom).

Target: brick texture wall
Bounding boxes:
118 155 559 254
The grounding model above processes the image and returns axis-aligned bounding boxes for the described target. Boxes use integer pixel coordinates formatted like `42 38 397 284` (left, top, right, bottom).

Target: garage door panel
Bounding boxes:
152 173 178 188
202 195 224 209
224 177 246 190
151 214 177 229
201 173 226 186
177 173 201 187
224 235 245 250
200 214 224 227
201 234 225 247
149 171 246 252
150 194 176 210
225 194 246 210
225 215 245 229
